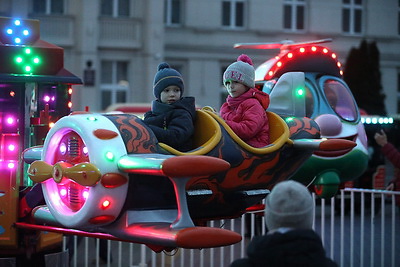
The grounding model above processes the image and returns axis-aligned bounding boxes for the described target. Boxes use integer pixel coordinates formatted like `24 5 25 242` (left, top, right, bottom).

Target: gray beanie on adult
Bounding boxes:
223 54 255 88
265 180 314 231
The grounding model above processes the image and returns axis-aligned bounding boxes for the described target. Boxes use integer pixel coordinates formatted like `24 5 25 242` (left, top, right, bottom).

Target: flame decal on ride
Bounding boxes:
287 117 320 139
105 114 158 153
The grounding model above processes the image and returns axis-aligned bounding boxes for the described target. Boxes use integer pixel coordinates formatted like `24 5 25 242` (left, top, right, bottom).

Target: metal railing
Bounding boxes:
66 188 400 267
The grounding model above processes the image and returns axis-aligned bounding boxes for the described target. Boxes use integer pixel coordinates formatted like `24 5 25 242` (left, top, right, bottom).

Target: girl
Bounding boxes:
220 54 270 148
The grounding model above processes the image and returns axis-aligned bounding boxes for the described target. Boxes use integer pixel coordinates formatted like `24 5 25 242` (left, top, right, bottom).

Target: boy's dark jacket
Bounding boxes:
143 97 196 152
231 229 338 267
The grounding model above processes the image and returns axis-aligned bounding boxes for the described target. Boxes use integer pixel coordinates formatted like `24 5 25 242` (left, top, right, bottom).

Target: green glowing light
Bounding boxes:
296 88 305 97
285 117 294 123
14 47 42 74
105 151 114 161
87 116 97 121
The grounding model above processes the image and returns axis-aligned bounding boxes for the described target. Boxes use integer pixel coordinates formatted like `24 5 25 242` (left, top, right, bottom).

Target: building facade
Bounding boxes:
1 0 399 114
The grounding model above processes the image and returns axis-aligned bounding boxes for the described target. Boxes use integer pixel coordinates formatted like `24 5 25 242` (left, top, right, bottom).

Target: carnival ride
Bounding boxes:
0 16 81 264
0 15 359 258
15 71 356 251
235 39 369 197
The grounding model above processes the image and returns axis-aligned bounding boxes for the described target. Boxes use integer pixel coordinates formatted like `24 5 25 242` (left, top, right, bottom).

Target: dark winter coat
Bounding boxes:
230 229 338 267
143 97 196 152
220 88 270 148
380 142 400 206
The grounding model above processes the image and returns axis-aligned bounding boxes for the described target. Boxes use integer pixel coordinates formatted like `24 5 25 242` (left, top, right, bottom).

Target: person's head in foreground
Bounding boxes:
265 180 314 231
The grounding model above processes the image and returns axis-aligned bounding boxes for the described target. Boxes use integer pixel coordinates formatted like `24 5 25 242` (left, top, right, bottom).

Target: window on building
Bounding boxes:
222 0 245 28
342 0 363 34
397 70 400 113
220 65 229 105
165 0 181 26
100 61 129 110
101 0 130 17
283 0 305 31
32 0 64 14
398 0 400 35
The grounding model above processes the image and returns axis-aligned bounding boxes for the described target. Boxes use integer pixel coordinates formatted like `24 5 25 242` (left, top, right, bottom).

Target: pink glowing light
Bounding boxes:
59 143 67 154
6 117 15 125
8 144 16 151
60 188 67 197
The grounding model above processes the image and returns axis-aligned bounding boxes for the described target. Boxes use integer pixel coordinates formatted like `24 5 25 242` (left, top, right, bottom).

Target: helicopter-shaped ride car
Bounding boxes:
18 70 356 251
234 39 369 198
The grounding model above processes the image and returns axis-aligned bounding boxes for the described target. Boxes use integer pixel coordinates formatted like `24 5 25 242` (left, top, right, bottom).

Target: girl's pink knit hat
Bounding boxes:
223 54 255 88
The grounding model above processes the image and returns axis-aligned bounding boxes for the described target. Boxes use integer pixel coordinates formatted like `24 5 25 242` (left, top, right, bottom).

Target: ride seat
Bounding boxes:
205 110 291 155
158 109 291 155
158 109 222 155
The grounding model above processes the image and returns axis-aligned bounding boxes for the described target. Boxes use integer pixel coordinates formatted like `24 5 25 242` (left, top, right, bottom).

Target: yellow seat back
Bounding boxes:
158 110 222 155
205 111 291 154
159 109 291 155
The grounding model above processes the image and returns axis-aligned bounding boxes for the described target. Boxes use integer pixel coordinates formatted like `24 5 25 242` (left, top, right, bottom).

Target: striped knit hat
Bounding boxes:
153 62 184 100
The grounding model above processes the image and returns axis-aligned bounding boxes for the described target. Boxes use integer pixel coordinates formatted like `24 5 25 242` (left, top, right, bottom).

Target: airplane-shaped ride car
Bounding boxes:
18 72 356 252
235 39 369 198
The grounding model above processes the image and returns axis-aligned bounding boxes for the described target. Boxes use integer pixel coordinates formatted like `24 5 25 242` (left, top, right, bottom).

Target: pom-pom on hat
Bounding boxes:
265 180 314 231
223 54 255 88
153 62 184 100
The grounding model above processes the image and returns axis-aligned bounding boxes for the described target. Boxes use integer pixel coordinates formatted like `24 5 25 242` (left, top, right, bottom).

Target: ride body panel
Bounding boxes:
288 73 368 194
23 95 355 248
243 39 370 197
26 108 316 221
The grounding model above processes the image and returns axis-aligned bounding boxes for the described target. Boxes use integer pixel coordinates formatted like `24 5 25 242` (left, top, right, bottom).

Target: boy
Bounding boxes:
143 62 196 152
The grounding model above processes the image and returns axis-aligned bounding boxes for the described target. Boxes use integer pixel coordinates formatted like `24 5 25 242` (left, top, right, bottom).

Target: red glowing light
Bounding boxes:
10 91 15 97
323 48 328 53
102 200 110 209
311 46 317 52
68 102 72 108
288 53 293 58
299 47 305 53
68 88 73 95
337 62 341 67
277 61 282 67
331 53 337 59
268 71 274 77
